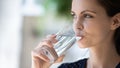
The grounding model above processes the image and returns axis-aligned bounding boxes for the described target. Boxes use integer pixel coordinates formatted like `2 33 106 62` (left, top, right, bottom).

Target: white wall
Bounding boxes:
0 0 22 68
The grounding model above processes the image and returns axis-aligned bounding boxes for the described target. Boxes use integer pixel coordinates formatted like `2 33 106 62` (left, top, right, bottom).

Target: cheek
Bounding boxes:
84 19 111 37
79 21 111 46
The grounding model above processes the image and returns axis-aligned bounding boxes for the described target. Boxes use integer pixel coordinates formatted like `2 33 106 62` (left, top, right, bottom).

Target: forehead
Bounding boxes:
72 0 105 13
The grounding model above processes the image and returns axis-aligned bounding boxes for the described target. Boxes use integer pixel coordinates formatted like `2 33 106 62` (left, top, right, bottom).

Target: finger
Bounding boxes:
55 55 65 63
37 39 53 48
41 45 58 61
32 49 50 62
47 38 58 44
46 34 56 38
46 34 58 43
32 45 58 62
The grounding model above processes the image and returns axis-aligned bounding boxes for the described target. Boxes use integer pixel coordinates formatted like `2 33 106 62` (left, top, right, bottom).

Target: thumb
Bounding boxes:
55 55 65 63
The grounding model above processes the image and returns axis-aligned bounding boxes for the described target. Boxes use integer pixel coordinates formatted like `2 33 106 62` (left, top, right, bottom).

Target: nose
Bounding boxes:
73 18 84 32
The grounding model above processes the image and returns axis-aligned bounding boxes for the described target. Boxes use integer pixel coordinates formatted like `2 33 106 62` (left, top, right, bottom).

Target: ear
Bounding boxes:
111 13 120 30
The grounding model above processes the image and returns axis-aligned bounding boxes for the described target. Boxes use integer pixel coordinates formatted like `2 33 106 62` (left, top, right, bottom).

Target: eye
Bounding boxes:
71 12 77 19
83 14 94 18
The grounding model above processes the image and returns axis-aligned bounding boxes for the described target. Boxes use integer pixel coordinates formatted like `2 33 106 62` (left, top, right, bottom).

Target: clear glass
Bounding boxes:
40 25 76 63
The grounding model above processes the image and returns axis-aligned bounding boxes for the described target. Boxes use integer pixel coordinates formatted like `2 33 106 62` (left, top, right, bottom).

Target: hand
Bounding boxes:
31 34 64 68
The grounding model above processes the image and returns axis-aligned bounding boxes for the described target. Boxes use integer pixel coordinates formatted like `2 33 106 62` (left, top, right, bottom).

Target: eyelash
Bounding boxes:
83 14 94 18
71 13 94 19
71 13 77 19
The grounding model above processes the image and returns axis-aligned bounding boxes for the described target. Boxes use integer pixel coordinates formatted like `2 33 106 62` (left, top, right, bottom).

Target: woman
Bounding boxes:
31 0 120 68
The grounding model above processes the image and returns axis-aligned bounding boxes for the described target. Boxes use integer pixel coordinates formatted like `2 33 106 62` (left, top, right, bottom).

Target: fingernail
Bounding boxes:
51 34 57 37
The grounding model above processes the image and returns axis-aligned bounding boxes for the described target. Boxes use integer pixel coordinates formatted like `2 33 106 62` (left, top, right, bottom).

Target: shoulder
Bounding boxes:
58 58 88 68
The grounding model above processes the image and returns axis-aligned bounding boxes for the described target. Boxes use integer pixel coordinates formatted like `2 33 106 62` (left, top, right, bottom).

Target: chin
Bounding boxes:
77 42 90 48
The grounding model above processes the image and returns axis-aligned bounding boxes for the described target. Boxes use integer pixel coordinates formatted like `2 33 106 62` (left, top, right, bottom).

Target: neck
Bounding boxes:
87 31 120 68
87 42 120 68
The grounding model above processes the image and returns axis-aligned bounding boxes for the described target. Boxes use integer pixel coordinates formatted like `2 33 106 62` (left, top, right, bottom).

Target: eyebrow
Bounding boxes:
71 10 97 14
81 10 96 14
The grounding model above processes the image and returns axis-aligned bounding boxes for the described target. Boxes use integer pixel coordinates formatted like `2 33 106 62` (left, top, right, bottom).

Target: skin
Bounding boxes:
72 0 120 68
31 0 120 68
31 35 64 68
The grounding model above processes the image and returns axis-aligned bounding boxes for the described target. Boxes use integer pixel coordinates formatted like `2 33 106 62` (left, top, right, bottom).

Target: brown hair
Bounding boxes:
97 0 120 55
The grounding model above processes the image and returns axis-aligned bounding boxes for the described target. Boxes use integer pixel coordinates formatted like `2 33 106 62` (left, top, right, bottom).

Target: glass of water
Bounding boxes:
40 25 77 63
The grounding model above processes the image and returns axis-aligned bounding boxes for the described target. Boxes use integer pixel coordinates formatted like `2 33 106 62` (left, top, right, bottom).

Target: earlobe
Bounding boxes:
111 13 120 30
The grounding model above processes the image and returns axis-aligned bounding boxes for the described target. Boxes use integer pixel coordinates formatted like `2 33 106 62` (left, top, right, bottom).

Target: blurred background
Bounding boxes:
0 0 89 68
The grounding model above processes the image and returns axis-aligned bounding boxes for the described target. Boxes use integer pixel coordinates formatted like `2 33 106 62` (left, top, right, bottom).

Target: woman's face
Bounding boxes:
72 0 114 48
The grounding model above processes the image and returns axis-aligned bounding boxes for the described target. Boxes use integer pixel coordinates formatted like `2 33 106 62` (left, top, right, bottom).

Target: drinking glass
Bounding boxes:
40 25 77 63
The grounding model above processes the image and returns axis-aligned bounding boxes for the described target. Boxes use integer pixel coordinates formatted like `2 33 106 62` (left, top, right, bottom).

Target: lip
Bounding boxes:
75 33 84 37
75 35 83 41
74 30 85 40
76 34 82 37
76 36 82 41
